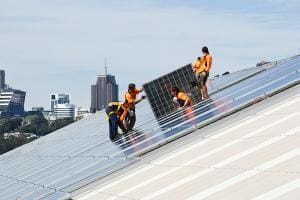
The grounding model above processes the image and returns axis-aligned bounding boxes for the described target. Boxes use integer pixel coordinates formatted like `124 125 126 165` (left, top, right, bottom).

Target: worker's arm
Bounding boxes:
192 62 198 72
182 98 191 108
134 95 146 105
192 66 197 72
138 87 144 92
179 93 191 108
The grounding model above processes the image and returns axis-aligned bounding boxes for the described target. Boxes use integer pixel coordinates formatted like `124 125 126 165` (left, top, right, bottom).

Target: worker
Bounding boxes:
121 83 146 129
193 56 205 74
171 86 193 109
105 102 128 141
197 46 213 100
192 56 205 90
125 83 145 107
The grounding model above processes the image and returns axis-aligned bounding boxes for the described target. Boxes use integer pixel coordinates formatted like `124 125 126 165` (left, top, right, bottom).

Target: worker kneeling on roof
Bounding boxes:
171 86 193 109
106 102 128 141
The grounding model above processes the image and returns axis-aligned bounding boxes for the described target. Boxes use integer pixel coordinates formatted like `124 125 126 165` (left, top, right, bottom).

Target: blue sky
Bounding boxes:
1 0 299 110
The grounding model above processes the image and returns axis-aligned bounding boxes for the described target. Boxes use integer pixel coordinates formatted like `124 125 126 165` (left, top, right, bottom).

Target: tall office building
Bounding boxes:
0 70 5 90
91 74 119 113
50 94 70 112
0 89 26 116
53 104 75 119
50 94 75 119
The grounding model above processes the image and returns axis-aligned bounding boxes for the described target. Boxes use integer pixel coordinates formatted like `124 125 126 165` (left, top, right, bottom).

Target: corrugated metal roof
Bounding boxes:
74 85 300 200
0 56 299 200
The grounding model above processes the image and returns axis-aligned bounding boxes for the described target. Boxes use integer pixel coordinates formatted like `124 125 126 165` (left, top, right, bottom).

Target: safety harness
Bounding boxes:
106 103 122 121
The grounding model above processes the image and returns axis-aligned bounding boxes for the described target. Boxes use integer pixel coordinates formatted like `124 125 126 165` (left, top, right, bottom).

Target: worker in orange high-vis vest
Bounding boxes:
171 86 196 122
193 57 205 74
125 83 145 106
171 86 193 108
121 83 146 122
196 46 212 100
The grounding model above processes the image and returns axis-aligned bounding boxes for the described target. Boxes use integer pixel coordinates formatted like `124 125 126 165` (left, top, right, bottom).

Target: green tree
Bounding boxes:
49 118 74 132
0 119 11 134
0 116 75 155
19 124 37 134
8 117 23 131
36 124 50 136
25 115 48 126
0 135 36 155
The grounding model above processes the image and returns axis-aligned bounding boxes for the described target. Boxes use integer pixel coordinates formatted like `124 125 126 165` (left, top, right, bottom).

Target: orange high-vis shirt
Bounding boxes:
177 92 193 105
205 54 213 73
193 60 201 69
194 57 206 75
125 89 141 104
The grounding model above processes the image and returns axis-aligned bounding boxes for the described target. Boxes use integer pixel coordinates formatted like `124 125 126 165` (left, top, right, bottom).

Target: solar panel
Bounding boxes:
143 64 201 119
0 56 299 200
208 66 266 95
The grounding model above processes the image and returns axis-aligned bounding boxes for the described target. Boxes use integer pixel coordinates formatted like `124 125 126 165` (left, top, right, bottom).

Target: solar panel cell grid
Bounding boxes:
143 64 202 119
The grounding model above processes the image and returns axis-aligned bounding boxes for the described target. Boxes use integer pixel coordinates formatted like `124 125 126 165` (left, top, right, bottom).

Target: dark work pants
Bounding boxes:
106 107 119 140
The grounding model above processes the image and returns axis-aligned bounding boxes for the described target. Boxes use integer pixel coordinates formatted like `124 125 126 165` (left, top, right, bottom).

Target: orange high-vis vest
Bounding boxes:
177 92 193 107
194 57 206 75
125 89 141 104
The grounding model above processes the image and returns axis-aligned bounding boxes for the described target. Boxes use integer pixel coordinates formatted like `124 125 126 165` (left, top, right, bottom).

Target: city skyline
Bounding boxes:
1 0 300 109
